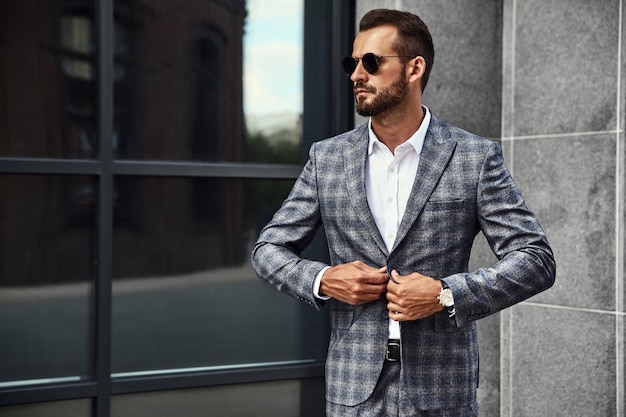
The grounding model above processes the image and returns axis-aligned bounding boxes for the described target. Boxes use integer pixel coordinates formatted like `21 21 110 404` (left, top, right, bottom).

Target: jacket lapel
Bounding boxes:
343 124 389 256
392 116 457 252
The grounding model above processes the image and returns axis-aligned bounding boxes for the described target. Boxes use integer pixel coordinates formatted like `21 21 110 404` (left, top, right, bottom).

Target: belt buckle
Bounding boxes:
386 340 401 362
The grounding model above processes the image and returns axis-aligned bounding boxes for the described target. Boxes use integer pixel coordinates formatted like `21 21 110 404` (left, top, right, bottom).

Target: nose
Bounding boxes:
350 60 368 83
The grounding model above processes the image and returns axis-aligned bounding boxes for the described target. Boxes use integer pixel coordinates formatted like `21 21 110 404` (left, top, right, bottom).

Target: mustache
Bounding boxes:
354 82 375 94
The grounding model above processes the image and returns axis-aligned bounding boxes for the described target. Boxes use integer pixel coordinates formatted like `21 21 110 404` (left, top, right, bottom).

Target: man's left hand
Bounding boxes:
386 269 443 321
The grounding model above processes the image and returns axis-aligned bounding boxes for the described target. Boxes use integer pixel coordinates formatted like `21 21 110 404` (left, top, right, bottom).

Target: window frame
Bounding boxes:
0 0 355 415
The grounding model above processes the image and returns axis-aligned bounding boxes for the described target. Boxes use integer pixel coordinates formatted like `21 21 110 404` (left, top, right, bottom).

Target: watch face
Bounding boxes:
440 289 454 307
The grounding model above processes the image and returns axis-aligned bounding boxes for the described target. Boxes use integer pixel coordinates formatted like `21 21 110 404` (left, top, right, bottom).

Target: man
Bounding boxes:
252 8 555 417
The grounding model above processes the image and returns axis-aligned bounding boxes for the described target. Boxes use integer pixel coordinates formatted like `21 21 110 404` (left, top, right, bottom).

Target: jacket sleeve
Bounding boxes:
251 143 328 310
443 141 556 326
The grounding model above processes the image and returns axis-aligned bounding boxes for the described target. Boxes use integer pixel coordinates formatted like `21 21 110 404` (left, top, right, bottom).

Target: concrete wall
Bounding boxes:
355 0 625 415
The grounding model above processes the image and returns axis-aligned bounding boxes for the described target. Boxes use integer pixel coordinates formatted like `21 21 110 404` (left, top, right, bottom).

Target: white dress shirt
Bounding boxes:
366 107 430 339
314 107 432 340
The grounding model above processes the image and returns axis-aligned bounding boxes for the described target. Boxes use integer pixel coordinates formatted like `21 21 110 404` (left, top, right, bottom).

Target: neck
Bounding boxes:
371 105 424 153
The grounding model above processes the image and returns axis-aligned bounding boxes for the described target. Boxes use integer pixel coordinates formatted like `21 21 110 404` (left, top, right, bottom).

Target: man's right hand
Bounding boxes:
319 261 388 305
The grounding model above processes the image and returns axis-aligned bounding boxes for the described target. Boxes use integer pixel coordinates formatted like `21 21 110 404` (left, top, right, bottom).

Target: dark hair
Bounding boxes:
359 9 434 91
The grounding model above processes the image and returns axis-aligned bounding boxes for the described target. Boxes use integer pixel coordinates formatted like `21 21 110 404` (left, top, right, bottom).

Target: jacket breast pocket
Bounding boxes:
414 198 477 259
424 198 469 212
422 198 474 229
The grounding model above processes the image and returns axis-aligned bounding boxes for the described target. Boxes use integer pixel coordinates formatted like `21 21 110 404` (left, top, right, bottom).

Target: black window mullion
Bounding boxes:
112 160 302 179
331 0 355 135
93 0 114 416
110 363 325 395
302 0 354 152
0 158 101 175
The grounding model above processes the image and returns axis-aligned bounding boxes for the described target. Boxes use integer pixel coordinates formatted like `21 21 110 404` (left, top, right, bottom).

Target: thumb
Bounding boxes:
388 269 400 284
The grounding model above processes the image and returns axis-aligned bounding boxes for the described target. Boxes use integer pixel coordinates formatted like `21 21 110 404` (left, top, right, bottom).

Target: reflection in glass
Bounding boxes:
0 0 305 162
112 379 324 417
244 0 304 164
107 0 303 163
0 175 94 385
0 1 97 158
111 177 328 375
111 1 247 161
60 15 94 80
0 399 91 417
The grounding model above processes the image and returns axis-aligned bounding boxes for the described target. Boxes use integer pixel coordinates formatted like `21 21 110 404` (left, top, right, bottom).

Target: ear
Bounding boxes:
407 56 426 84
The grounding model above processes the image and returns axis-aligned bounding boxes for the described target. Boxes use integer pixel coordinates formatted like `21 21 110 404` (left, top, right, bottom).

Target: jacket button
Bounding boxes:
381 310 389 319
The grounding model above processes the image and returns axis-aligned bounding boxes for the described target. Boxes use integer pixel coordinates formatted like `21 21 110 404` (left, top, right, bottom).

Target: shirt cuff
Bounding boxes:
313 266 331 300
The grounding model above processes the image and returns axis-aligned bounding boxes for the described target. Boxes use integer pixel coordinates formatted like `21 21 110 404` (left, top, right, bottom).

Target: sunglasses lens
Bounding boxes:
341 56 357 76
361 53 379 74
341 54 381 76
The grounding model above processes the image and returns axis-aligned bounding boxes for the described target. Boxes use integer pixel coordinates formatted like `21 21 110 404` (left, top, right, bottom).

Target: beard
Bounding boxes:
354 72 409 116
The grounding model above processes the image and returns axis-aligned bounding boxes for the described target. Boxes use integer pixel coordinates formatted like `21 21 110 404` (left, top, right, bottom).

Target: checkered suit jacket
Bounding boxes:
252 115 555 409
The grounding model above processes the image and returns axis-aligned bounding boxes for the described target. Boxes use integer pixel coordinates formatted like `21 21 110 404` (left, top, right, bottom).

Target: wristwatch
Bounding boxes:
438 282 456 318
438 287 454 308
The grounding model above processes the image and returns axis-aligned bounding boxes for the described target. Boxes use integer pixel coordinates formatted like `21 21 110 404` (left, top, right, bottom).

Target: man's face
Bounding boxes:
355 69 408 116
350 26 409 117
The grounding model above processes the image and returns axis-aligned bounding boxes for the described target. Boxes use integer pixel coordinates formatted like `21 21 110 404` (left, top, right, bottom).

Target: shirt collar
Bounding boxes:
367 106 432 156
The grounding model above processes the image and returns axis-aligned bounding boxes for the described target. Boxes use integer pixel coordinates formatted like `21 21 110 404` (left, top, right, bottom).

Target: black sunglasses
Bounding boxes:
341 52 417 76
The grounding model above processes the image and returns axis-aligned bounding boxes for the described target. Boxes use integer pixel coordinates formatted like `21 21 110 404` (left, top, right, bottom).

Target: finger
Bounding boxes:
387 299 402 311
386 278 402 296
390 310 402 321
389 269 401 283
363 283 387 295
352 260 384 272
387 269 399 284
365 269 391 284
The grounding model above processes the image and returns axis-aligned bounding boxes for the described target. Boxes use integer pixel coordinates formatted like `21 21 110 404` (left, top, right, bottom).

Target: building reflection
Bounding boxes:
0 0 255 284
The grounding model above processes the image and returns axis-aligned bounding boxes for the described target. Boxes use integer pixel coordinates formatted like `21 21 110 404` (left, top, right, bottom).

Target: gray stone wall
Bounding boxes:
355 0 625 415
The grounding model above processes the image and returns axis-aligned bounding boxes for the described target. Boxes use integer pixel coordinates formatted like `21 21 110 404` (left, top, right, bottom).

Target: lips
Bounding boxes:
354 83 374 96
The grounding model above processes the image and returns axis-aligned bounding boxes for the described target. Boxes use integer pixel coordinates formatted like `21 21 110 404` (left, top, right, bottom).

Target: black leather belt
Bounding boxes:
386 339 401 362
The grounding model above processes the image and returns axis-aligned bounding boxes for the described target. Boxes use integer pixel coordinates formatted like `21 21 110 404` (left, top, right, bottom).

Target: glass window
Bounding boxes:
0 0 331 411
111 0 303 163
0 399 91 417
111 177 328 376
0 175 94 386
244 0 304 164
112 378 324 417
0 1 96 159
